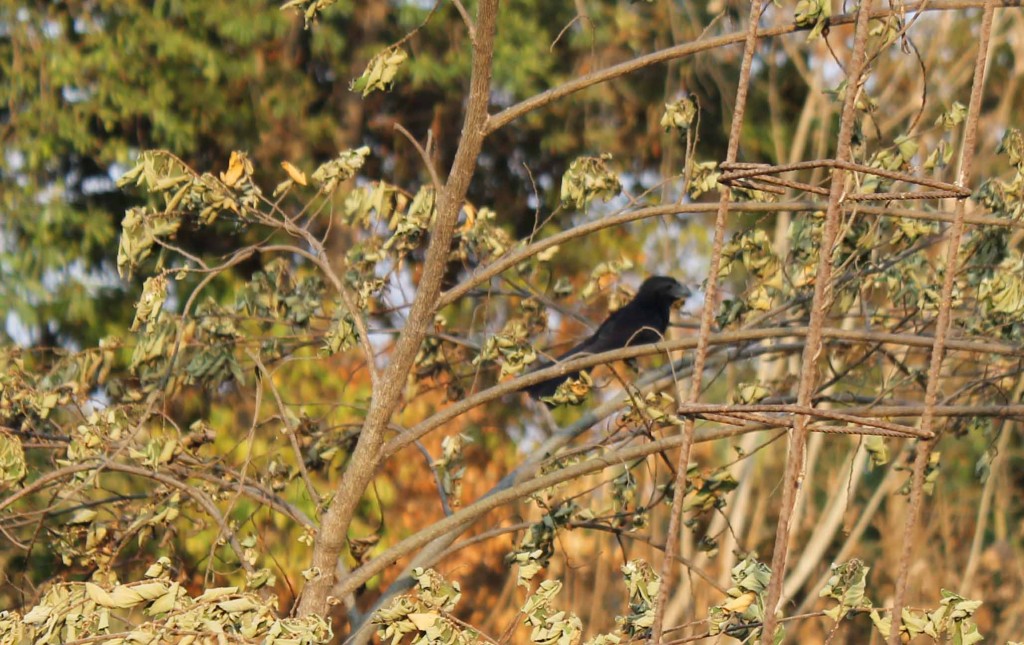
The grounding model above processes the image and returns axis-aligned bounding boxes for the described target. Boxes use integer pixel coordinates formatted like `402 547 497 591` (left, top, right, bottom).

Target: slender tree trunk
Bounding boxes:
295 0 500 620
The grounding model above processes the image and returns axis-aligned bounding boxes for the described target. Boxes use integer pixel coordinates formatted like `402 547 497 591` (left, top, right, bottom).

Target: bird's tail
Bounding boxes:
524 346 587 402
524 365 578 401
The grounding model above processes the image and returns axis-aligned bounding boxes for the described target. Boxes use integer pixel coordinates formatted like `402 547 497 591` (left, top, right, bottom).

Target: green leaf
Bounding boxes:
819 559 872 622
661 97 698 132
351 47 409 97
935 101 968 130
0 432 27 488
795 0 831 41
559 154 622 210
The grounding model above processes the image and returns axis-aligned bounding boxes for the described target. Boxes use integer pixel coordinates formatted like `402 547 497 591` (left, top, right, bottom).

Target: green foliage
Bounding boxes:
281 0 341 28
507 501 588 587
936 101 968 131
819 559 872 622
321 306 359 356
618 391 684 429
719 228 782 314
373 568 478 645
733 382 771 404
522 580 584 645
687 161 721 199
616 559 660 638
860 134 918 194
898 451 942 496
868 15 903 51
795 0 831 41
559 154 622 210
373 564 672 645
864 436 890 468
660 97 698 133
310 146 371 193
683 465 739 514
611 466 644 529
0 432 26 488
130 276 169 332
540 371 594 407
351 46 410 97
434 434 470 508
0 0 344 341
474 320 538 378
708 556 781 643
870 590 984 645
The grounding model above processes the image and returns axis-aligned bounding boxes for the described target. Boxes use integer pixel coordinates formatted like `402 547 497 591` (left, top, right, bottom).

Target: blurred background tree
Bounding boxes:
2 0 759 347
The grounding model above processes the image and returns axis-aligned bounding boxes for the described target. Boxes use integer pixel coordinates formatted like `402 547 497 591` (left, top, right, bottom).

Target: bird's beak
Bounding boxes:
670 282 692 302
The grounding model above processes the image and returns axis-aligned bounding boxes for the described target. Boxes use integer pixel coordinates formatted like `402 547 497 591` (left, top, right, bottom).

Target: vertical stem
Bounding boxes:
649 0 765 640
759 2 876 641
294 0 500 619
888 3 996 640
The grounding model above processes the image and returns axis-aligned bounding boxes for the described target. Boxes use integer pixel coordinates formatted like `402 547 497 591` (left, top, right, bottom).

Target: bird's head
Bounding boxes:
636 275 692 305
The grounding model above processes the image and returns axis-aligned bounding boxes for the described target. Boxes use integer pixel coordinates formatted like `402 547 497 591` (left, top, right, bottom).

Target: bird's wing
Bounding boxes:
554 307 628 359
577 302 666 353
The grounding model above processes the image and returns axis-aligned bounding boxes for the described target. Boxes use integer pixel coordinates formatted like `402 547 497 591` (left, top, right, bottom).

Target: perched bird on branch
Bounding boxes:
526 275 692 402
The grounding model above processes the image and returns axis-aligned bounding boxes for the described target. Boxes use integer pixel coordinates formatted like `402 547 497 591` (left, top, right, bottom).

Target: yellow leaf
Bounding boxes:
457 203 476 234
86 582 117 607
105 582 168 608
748 285 773 311
408 612 440 630
537 245 560 262
196 586 239 602
281 161 308 186
220 151 246 187
157 439 178 464
22 605 52 624
146 584 179 616
68 509 98 524
217 597 260 613
721 591 756 613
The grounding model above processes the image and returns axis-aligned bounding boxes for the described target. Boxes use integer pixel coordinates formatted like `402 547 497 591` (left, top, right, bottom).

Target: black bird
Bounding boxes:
526 276 692 401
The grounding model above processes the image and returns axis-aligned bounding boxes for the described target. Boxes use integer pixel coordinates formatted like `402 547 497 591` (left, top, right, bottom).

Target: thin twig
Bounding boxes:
652 0 767 635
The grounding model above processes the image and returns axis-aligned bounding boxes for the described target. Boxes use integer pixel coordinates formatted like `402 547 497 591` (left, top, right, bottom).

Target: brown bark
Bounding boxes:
294 0 500 620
